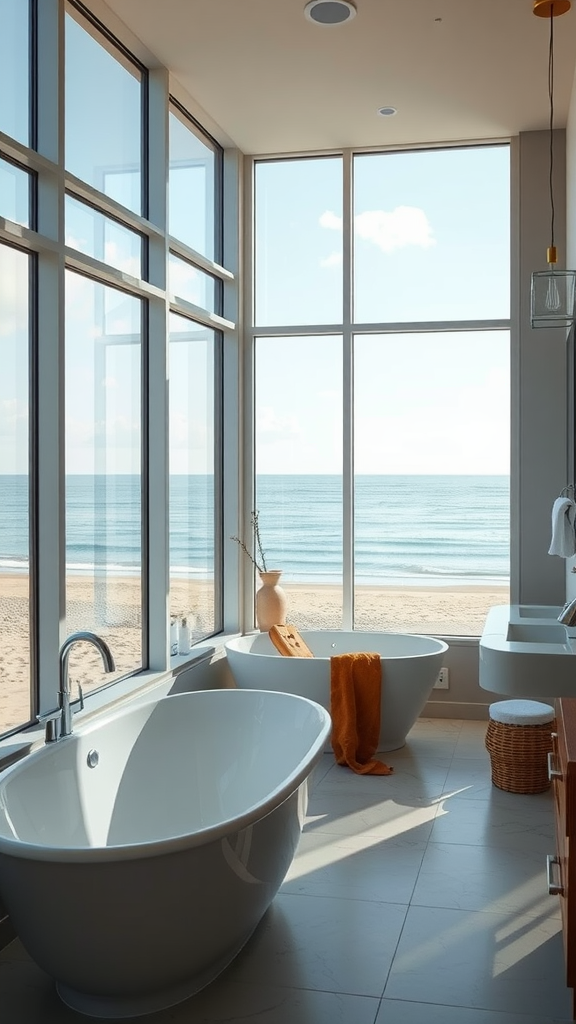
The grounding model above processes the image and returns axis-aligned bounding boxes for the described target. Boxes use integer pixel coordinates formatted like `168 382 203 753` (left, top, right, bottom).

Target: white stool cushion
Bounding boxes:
488 699 555 726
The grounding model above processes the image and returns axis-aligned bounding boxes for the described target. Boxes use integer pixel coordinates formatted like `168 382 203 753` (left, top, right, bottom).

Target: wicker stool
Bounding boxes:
485 699 556 794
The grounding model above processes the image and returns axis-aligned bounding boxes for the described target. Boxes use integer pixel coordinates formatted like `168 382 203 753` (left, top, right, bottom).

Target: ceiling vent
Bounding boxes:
304 1 357 25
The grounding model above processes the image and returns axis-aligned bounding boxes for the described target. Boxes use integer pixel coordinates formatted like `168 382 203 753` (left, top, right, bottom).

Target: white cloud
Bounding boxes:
104 241 141 278
356 207 435 252
320 206 436 253
319 210 342 231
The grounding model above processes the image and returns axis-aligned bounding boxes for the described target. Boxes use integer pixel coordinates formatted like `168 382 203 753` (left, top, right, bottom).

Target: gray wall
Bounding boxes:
563 72 576 603
431 130 570 714
514 131 569 608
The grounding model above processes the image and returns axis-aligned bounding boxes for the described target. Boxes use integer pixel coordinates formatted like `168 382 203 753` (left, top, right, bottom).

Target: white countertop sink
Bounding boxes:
480 604 576 698
506 622 569 644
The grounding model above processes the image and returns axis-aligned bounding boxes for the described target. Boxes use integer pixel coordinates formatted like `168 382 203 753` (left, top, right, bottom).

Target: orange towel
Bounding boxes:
330 652 393 775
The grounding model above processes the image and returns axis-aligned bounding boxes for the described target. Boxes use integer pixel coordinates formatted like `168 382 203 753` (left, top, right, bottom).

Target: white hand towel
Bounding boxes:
548 496 576 557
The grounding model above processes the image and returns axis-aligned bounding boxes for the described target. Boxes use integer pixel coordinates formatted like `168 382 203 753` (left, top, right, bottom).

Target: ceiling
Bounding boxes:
100 0 576 155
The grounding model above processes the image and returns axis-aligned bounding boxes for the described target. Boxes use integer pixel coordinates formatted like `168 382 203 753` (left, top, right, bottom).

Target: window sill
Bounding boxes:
0 631 242 775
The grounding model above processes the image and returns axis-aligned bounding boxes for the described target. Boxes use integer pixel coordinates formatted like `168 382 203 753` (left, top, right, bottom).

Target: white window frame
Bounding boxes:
248 146 512 632
0 0 241 744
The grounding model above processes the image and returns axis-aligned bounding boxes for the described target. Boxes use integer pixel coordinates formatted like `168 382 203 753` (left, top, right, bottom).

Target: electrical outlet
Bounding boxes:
434 667 449 689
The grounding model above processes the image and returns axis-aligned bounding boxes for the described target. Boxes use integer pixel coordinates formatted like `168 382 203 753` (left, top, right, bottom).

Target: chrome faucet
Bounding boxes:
558 599 576 627
40 631 116 742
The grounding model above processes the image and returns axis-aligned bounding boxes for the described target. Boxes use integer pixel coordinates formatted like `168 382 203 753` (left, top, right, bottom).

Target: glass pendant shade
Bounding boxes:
531 266 576 329
530 1 575 330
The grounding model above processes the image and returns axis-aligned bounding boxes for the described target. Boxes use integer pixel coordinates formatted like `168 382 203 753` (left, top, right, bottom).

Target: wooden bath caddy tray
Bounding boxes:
269 625 314 658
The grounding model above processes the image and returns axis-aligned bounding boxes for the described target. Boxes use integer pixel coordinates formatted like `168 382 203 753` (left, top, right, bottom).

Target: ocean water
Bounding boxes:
0 474 510 587
256 474 509 586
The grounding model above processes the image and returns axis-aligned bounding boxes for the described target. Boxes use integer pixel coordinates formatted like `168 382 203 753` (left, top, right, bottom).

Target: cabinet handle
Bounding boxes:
547 854 564 896
547 751 563 781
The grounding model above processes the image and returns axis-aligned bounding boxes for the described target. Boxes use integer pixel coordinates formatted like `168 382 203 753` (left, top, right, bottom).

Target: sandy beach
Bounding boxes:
0 574 509 736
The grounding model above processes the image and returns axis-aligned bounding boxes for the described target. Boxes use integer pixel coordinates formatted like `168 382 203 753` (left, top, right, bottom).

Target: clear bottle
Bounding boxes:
178 616 191 655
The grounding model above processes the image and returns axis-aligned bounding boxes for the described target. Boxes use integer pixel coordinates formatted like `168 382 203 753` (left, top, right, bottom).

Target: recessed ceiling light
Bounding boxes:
378 106 397 117
304 1 357 26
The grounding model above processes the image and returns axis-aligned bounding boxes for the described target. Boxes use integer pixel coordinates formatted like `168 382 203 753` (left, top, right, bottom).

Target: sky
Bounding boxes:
0 9 511 478
254 145 510 475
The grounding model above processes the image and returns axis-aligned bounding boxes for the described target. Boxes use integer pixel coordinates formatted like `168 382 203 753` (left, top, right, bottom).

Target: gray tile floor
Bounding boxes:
0 718 572 1022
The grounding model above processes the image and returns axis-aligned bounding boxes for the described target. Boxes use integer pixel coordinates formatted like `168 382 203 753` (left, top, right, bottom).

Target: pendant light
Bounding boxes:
530 0 576 329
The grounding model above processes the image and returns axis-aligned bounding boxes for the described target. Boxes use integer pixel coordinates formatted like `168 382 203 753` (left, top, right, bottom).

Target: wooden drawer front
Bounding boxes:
565 839 576 988
553 819 576 984
551 735 564 825
551 726 576 838
556 701 576 838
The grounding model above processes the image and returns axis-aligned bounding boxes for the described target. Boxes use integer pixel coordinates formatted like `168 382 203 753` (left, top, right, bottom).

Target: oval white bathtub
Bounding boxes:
226 630 448 751
0 688 330 1019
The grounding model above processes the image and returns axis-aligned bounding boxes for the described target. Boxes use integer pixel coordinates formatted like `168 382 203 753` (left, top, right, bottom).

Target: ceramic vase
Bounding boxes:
256 571 287 631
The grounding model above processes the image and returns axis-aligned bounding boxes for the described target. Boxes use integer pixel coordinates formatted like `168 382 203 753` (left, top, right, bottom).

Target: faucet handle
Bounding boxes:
70 683 84 713
38 707 62 743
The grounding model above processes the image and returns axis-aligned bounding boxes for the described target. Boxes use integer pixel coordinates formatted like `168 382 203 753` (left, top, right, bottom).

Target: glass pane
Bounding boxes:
353 145 510 323
353 331 510 636
0 157 30 227
169 252 217 313
169 111 216 260
254 158 343 326
254 336 343 629
66 194 143 277
0 0 29 146
169 314 217 646
65 12 142 214
0 245 30 735
65 272 143 691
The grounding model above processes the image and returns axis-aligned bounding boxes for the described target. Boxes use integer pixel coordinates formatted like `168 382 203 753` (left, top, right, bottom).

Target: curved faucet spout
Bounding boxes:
58 631 116 737
558 599 576 627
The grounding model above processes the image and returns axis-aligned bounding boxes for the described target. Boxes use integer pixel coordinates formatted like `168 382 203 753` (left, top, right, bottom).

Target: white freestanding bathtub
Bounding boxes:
226 630 448 751
0 689 330 1019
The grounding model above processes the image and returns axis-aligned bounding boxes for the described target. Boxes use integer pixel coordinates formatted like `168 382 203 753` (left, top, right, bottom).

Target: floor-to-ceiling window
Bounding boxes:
168 104 222 646
0 244 31 733
0 0 232 738
0 0 33 734
253 145 510 636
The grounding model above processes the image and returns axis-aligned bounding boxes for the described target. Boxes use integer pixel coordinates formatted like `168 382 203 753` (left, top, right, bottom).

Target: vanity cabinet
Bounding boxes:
550 698 576 1017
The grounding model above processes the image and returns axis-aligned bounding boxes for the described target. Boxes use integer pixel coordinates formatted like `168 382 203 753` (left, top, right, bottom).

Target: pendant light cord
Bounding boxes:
549 5 555 249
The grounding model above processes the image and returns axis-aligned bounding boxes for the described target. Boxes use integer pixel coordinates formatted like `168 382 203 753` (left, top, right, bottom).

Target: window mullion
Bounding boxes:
35 0 65 715
342 149 354 630
221 148 242 633
146 66 169 671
